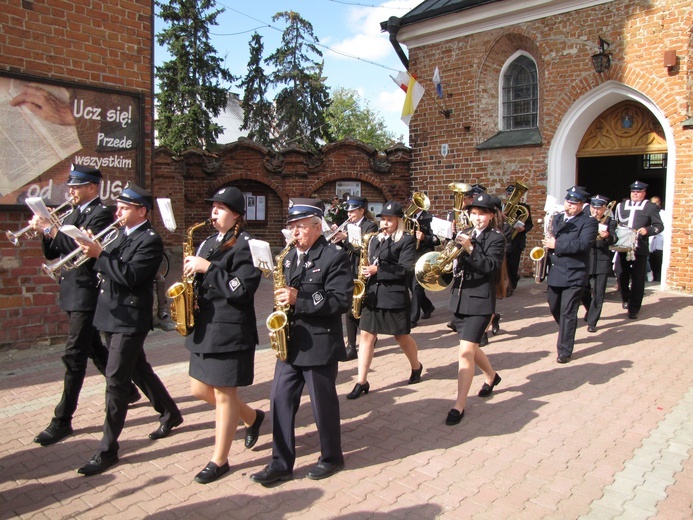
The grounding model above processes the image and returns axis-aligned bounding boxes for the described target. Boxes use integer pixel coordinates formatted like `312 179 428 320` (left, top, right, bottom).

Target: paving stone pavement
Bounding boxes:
0 277 691 519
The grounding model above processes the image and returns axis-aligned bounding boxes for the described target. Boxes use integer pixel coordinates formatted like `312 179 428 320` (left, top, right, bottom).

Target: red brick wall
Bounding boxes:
152 138 412 252
404 0 692 292
0 0 154 349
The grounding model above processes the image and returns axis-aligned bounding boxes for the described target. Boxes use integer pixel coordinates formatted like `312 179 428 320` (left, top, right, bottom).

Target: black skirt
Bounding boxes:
451 313 492 344
360 307 410 335
189 349 255 387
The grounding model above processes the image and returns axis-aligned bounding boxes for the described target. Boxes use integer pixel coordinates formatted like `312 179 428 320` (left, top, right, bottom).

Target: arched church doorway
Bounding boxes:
576 101 668 207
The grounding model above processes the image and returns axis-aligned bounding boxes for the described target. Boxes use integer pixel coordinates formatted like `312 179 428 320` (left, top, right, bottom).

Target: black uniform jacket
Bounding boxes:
93 220 163 334
42 198 114 312
364 232 417 310
412 210 441 255
186 231 261 354
448 226 506 316
284 236 353 366
615 200 664 256
588 215 617 276
340 218 379 276
547 212 598 288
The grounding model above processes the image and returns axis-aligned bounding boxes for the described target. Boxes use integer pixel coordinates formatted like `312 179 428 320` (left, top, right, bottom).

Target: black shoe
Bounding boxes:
33 423 73 446
622 301 629 309
480 332 489 347
628 313 638 319
421 307 434 320
408 363 423 384
491 314 501 335
128 388 142 405
307 460 345 480
445 409 464 425
478 373 501 397
245 410 265 449
346 382 370 399
77 453 118 476
587 325 597 333
249 465 292 485
557 355 571 364
149 416 183 440
344 344 358 361
194 461 230 484
446 321 457 332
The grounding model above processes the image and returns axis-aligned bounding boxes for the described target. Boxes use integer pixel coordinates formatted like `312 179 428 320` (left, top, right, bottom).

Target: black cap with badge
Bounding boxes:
629 180 648 191
205 187 246 215
346 195 368 211
376 201 404 218
117 182 153 211
67 164 102 186
287 198 324 223
565 186 590 203
590 194 610 207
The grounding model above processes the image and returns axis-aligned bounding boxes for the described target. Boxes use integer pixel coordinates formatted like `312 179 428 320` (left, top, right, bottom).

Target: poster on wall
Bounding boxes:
336 181 361 199
0 72 143 207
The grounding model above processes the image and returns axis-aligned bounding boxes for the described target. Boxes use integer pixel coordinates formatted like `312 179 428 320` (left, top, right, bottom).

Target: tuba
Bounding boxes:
166 219 212 336
503 181 530 239
403 191 430 248
266 241 296 362
415 226 474 291
351 232 377 319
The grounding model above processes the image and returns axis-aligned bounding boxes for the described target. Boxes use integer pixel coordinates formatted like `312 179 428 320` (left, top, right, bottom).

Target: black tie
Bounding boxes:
292 252 305 280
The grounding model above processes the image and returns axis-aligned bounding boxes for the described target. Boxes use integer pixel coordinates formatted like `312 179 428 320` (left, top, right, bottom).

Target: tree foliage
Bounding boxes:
238 33 275 147
155 0 235 154
327 87 401 150
265 11 332 151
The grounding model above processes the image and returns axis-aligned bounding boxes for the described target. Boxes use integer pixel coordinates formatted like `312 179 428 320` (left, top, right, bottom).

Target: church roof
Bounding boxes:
400 0 504 26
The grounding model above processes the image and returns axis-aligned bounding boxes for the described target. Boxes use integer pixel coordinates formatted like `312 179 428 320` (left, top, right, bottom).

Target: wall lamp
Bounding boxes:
591 37 611 73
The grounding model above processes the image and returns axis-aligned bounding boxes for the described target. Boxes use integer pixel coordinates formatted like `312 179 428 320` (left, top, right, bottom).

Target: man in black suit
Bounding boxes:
503 184 534 295
614 181 664 319
330 195 379 360
250 199 353 485
581 195 617 333
409 196 440 326
29 165 139 446
544 186 598 363
75 184 182 476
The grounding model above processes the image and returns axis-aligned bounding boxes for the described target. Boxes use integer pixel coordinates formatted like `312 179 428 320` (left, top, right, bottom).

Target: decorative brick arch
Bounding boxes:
305 171 396 202
208 172 288 205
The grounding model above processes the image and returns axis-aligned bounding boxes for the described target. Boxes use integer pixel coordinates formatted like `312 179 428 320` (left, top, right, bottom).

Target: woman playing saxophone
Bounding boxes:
182 186 265 484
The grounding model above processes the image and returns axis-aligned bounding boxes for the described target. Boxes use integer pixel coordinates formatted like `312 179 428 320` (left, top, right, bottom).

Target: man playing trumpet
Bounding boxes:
29 165 140 447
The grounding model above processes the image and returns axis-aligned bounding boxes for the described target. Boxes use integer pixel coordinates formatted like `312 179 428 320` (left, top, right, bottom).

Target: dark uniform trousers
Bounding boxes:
548 285 584 358
98 331 180 456
269 360 342 472
582 273 609 326
410 211 439 323
618 253 648 315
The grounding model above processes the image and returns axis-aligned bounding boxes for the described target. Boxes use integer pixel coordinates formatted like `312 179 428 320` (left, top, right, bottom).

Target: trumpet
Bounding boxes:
41 220 123 281
4 200 74 246
325 219 349 242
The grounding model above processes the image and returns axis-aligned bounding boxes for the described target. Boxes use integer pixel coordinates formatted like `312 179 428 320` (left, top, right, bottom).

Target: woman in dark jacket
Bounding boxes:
184 187 264 484
346 201 423 399
446 193 506 425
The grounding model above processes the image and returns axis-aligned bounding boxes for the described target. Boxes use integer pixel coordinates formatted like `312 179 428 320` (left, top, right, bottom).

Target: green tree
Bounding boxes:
266 11 332 151
155 0 235 154
238 33 275 147
327 87 401 150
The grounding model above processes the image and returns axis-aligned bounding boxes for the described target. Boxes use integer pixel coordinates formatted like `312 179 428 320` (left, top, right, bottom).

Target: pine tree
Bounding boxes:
238 33 275 147
266 11 332 151
155 0 235 154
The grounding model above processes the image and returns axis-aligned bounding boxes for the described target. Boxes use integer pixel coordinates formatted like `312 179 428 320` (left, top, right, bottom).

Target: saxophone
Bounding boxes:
166 219 212 336
530 212 557 283
265 240 296 362
351 232 377 319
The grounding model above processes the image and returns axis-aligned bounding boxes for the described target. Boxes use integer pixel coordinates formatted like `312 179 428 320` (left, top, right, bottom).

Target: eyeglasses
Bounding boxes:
287 223 318 231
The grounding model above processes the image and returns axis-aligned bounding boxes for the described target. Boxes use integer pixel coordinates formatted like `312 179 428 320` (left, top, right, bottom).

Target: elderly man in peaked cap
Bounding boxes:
613 180 663 319
250 198 353 485
543 186 598 363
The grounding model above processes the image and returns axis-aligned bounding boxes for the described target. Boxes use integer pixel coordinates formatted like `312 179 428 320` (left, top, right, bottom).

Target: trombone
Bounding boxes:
41 220 123 281
4 200 74 247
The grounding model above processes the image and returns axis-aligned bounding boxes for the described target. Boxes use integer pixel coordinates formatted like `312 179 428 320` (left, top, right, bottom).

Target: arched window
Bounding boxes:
502 55 538 130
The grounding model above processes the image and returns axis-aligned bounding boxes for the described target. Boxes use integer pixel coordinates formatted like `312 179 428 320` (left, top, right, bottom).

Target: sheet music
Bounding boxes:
25 197 52 218
430 216 453 239
248 239 274 273
281 228 292 243
156 198 176 232
347 223 361 247
60 224 95 244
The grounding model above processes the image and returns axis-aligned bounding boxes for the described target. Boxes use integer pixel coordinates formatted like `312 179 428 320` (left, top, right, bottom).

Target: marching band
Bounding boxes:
15 167 664 483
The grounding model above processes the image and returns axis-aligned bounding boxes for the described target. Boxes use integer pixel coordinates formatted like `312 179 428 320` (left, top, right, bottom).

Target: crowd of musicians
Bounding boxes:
23 164 664 484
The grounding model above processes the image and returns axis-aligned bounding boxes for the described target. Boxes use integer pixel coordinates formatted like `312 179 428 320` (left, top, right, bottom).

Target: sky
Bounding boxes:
154 0 423 143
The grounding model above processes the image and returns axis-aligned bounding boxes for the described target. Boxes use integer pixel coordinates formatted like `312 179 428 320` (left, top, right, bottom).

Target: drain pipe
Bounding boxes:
382 16 409 70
